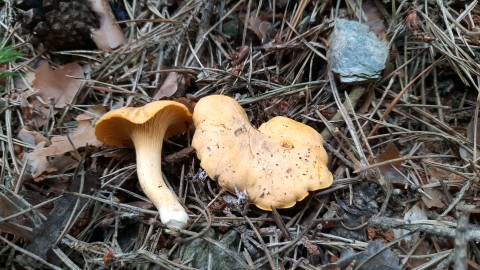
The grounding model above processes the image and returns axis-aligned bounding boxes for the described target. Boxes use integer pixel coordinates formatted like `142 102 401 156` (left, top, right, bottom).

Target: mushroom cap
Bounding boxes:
95 101 192 147
192 95 333 210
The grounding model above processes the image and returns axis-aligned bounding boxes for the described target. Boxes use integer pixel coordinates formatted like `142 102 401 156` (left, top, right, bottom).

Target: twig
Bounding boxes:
244 214 278 269
454 210 469 270
369 216 480 241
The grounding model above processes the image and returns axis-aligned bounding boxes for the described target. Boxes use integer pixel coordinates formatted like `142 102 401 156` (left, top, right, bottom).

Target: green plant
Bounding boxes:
0 41 22 91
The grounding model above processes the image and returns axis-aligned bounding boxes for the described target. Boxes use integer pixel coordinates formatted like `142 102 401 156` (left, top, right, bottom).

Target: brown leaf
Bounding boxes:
421 187 446 208
28 141 58 178
127 201 154 210
90 0 126 49
426 167 450 178
75 105 107 121
153 72 179 100
376 143 406 185
17 127 50 146
243 15 275 43
377 143 402 166
33 62 84 108
362 0 387 37
28 142 79 179
409 240 433 268
243 15 263 41
19 91 50 127
27 109 104 179
34 120 102 157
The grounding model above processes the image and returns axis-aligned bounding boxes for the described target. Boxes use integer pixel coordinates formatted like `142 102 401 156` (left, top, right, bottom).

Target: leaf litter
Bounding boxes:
1 0 480 269
32 62 84 109
26 106 105 179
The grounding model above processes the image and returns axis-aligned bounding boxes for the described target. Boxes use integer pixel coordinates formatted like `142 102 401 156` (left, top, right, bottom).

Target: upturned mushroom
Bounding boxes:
95 101 192 229
192 95 333 210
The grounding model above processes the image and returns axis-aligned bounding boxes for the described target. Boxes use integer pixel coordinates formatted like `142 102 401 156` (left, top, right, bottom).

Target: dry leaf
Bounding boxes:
34 105 106 157
33 62 84 108
408 240 432 268
27 146 78 179
27 108 105 179
376 143 407 185
75 105 107 121
153 72 179 100
426 166 466 181
243 15 275 42
90 0 126 49
377 142 402 166
33 120 102 157
19 90 50 128
421 187 446 208
244 15 262 40
426 166 451 178
17 127 50 146
363 0 387 38
28 141 57 178
394 202 428 247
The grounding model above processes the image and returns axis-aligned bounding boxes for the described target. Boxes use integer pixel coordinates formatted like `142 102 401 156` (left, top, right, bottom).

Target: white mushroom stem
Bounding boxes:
130 113 189 230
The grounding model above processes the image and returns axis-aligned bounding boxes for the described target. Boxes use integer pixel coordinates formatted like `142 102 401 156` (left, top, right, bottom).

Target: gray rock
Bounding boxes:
175 229 246 270
328 19 389 84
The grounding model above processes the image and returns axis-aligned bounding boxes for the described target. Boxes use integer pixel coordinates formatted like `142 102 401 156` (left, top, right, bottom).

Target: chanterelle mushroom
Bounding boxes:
192 95 333 210
95 101 192 229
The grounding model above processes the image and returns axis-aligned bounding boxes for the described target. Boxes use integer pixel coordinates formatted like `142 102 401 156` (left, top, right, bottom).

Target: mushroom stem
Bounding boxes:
130 114 189 230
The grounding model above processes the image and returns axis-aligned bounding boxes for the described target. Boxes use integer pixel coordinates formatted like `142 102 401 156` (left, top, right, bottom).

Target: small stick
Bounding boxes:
369 216 480 241
320 85 366 141
454 210 469 270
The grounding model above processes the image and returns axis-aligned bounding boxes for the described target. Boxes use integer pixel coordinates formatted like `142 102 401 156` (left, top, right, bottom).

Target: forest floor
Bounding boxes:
1 0 480 269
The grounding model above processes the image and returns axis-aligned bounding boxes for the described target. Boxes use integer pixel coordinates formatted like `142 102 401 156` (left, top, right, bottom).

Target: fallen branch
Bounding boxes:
369 216 480 241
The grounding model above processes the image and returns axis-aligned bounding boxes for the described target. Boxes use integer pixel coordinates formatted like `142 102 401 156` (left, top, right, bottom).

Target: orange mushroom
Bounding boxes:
95 101 192 229
192 95 333 210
